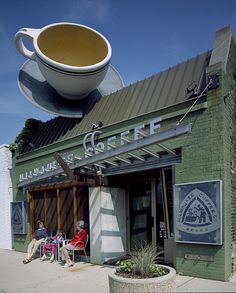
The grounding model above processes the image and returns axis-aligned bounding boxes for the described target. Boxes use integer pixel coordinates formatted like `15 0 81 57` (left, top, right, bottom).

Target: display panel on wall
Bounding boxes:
174 180 222 245
11 201 27 234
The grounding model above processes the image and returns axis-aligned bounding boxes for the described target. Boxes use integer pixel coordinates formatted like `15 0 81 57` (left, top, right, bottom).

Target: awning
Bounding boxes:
17 123 192 187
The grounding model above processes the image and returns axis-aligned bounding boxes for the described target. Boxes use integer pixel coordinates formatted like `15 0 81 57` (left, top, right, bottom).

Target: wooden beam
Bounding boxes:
28 179 86 191
53 152 75 180
44 190 48 229
28 190 34 238
57 188 61 231
73 186 77 228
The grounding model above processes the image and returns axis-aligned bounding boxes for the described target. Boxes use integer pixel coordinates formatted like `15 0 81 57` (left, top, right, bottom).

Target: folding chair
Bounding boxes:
57 234 68 262
71 234 89 263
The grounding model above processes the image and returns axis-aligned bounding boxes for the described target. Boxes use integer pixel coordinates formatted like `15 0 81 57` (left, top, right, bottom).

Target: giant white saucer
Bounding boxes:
18 60 124 118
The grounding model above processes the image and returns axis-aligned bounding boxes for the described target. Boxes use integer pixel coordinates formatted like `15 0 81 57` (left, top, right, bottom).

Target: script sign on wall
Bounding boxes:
174 180 222 245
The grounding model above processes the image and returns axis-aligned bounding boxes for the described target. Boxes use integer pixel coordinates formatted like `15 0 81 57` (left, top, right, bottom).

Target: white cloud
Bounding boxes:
65 0 112 23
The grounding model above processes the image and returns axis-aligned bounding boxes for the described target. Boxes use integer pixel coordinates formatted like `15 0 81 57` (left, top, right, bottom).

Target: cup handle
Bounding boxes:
14 28 41 61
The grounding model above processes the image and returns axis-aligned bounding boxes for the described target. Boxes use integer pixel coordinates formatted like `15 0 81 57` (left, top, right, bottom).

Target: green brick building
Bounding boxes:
11 26 236 281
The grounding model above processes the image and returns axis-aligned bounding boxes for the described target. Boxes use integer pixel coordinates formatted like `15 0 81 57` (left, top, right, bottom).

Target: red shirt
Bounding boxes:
70 229 88 248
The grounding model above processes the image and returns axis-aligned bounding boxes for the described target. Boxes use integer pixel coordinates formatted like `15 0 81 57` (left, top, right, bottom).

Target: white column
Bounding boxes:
0 145 13 249
89 186 127 264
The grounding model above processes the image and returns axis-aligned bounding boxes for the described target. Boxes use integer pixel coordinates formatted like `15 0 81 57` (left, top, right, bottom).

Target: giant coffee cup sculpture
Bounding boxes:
15 22 112 100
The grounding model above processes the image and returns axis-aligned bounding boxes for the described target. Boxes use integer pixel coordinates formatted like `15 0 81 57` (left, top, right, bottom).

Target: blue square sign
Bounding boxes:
174 180 222 245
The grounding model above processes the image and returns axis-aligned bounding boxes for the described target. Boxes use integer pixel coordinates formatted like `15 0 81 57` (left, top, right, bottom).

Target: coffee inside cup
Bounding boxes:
37 24 109 68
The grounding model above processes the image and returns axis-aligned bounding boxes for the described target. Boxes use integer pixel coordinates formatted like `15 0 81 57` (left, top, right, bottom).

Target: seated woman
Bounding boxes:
60 220 88 268
41 230 64 262
23 220 47 264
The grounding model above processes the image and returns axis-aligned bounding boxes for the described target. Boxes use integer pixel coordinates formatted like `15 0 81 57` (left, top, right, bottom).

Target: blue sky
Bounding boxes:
0 0 236 145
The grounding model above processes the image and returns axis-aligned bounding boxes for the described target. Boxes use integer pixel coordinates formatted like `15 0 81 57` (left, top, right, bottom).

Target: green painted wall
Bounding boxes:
174 78 228 281
222 39 236 274
175 38 236 281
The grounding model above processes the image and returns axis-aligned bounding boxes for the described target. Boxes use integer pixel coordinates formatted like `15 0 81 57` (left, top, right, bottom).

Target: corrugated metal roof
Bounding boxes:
75 50 210 133
20 50 211 153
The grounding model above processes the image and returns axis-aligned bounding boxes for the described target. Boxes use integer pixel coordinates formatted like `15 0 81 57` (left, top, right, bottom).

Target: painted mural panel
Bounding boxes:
11 201 26 234
174 180 222 245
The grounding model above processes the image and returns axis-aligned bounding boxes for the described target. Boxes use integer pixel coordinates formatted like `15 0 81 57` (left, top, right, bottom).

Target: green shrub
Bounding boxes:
116 259 133 274
13 118 42 153
9 143 18 153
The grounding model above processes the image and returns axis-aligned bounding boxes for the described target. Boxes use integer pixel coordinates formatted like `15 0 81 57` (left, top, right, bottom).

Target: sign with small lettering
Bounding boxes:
18 117 162 184
174 180 222 245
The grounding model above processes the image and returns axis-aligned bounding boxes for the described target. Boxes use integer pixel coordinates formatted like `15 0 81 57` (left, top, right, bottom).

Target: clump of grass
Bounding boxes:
116 244 168 279
131 244 157 277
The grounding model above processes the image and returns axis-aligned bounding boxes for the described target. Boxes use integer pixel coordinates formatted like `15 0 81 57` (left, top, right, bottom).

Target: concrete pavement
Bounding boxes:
0 248 236 292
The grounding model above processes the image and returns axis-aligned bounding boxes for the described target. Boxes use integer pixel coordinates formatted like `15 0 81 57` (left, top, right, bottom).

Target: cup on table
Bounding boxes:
15 22 112 99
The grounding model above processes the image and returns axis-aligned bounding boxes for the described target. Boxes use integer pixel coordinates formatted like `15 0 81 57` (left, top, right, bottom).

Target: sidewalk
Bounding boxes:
0 249 236 292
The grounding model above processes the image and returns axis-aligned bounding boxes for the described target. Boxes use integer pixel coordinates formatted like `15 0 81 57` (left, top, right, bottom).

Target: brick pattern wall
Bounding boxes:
229 90 236 272
174 74 229 281
224 41 236 273
0 145 13 249
173 39 236 281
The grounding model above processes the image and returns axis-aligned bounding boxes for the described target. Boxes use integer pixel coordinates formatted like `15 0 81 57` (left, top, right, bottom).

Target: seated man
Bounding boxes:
60 220 88 267
23 220 47 264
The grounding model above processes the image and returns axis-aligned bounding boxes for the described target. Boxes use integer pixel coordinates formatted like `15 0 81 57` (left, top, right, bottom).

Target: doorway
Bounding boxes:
129 178 152 249
128 167 174 263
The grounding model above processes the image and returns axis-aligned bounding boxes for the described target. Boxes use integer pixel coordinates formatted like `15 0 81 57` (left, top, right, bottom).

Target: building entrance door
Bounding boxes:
129 179 152 249
129 168 174 264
